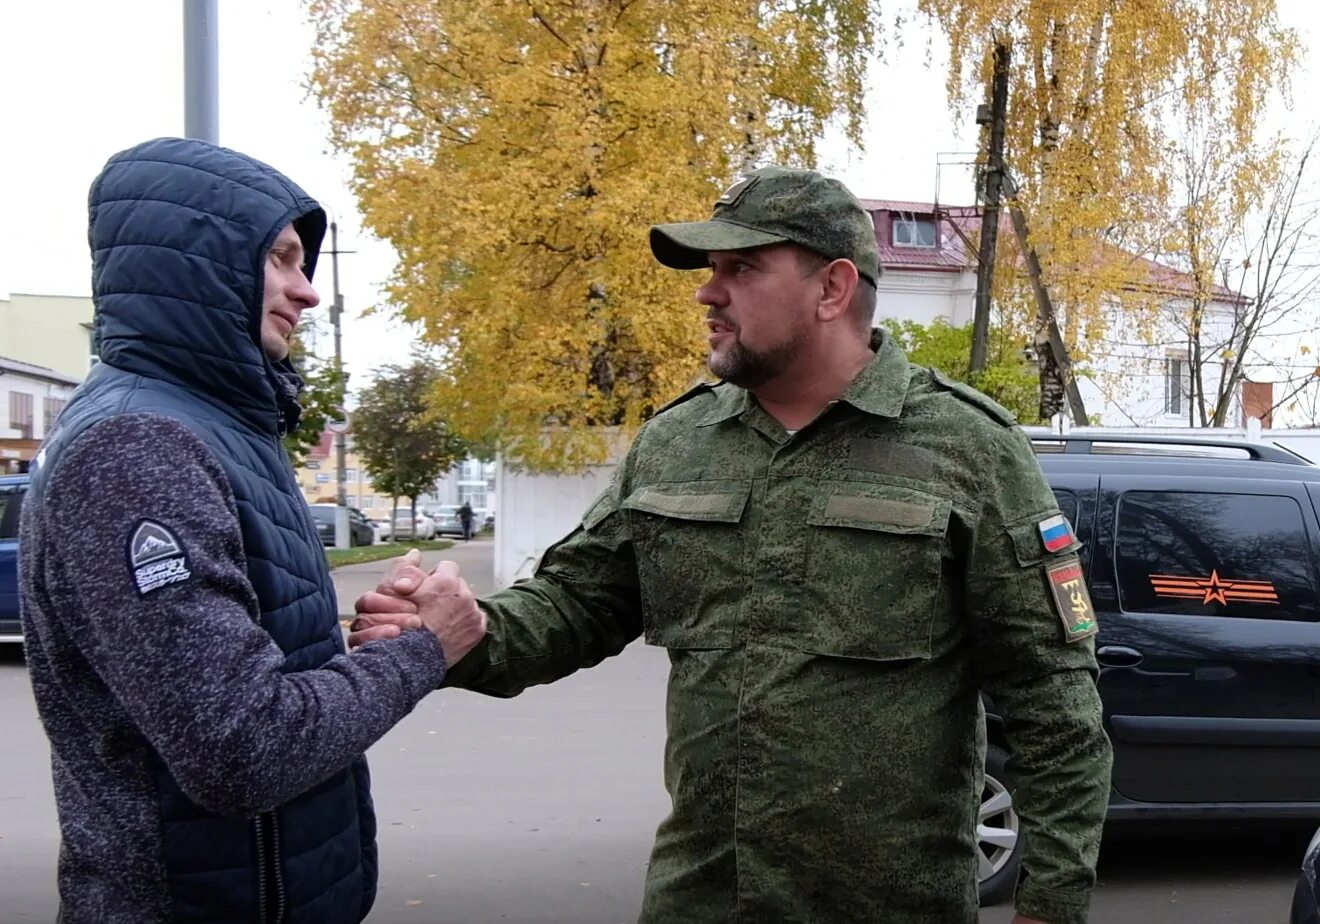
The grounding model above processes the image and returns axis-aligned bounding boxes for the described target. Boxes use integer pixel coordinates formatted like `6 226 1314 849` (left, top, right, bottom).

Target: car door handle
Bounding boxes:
1096 646 1144 668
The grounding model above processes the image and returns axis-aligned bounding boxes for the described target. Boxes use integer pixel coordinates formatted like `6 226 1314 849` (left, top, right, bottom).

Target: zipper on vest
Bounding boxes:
253 816 269 924
269 813 287 922
253 812 285 923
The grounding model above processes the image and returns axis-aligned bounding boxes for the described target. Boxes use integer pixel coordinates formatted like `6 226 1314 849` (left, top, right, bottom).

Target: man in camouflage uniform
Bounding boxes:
354 166 1112 923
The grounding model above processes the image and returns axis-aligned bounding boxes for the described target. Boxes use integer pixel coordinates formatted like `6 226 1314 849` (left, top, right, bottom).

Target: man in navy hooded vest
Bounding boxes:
19 137 486 924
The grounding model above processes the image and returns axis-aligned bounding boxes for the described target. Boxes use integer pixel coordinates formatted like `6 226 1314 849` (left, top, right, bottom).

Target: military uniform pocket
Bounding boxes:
622 479 751 649
796 480 951 661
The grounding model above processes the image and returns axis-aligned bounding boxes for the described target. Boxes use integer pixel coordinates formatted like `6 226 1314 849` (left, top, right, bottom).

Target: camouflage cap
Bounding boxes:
649 165 882 284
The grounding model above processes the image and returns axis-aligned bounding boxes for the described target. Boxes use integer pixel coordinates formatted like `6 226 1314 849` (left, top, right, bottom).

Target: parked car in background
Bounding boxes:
429 504 465 537
371 517 392 542
307 503 376 547
978 431 1320 905
391 509 436 541
0 474 30 645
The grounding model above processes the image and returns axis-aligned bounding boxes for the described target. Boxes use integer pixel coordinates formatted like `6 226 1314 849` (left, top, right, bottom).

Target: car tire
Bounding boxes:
978 743 1023 907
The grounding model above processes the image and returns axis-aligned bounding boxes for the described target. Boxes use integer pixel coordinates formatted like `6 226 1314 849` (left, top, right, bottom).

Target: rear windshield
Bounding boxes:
308 506 335 524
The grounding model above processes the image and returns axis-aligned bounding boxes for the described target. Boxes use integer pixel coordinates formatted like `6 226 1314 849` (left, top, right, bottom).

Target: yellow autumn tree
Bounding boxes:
306 0 882 470
918 0 1297 416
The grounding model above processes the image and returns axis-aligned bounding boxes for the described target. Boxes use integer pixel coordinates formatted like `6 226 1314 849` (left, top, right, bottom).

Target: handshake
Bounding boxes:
348 550 488 665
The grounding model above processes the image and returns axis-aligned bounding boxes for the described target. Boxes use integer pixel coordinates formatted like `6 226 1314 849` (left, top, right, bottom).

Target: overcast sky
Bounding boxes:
2 0 1317 399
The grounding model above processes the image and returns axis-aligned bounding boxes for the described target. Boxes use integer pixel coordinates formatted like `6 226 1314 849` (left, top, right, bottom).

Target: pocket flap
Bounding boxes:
622 480 750 523
806 481 951 536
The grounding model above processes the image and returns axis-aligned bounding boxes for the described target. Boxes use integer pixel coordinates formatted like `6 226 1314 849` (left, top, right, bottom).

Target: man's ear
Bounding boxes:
816 259 860 323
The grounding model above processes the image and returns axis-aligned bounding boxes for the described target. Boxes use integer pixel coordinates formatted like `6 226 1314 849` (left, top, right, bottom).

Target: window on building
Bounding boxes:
1165 356 1191 416
892 216 938 248
1115 490 1317 622
345 468 358 483
9 392 33 439
361 496 376 509
43 397 66 434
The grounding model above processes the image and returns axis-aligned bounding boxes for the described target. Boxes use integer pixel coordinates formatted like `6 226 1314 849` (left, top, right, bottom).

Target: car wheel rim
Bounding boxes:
977 772 1019 881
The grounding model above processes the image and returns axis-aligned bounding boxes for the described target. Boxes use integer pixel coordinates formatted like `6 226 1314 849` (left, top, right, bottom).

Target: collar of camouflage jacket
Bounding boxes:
697 326 910 427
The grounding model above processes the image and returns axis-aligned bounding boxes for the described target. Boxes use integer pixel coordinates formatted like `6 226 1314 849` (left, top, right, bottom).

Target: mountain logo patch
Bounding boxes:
127 520 192 596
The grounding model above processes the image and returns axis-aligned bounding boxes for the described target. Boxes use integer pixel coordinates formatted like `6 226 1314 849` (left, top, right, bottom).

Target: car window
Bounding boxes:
0 485 24 540
1051 489 1078 527
1115 490 1318 621
308 506 335 524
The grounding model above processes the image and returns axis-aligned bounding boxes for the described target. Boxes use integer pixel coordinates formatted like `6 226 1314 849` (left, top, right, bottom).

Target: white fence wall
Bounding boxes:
492 458 618 588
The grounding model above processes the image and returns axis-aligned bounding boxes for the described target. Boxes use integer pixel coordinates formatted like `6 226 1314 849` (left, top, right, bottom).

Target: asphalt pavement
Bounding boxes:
0 538 1308 922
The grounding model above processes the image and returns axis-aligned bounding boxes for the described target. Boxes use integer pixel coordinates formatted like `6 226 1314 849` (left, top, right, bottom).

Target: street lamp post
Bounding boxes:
329 220 347 509
182 0 219 143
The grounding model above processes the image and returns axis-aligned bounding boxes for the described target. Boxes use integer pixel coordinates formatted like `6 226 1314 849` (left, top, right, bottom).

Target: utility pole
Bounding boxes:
970 41 1010 375
1001 173 1089 425
182 0 219 143
328 220 349 508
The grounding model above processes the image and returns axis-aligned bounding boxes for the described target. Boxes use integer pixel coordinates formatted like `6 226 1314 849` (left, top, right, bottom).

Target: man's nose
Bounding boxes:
293 275 320 310
696 276 726 308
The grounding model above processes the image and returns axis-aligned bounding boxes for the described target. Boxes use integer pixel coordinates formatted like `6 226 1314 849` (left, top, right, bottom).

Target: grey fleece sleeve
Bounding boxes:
34 413 446 816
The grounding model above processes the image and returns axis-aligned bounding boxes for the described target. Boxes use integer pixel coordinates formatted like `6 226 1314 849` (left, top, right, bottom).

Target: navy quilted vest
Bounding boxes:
32 138 379 923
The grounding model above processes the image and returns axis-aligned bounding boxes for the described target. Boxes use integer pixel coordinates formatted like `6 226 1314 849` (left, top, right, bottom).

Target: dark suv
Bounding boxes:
978 432 1320 903
0 473 29 645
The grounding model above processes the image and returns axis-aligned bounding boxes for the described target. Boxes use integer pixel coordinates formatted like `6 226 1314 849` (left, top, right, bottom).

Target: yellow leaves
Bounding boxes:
309 0 885 470
1301 345 1313 357
920 0 1295 355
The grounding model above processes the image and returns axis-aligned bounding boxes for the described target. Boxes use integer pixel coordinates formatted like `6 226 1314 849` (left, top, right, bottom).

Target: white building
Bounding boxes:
0 356 79 473
862 199 1250 428
0 292 96 382
422 457 497 514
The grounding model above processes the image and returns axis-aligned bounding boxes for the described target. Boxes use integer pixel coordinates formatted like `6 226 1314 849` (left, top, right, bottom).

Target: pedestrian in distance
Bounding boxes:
352 165 1112 924
19 137 486 924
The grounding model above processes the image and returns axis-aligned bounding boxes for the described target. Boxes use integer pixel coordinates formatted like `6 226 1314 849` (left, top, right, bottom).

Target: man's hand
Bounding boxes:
348 549 426 647
405 559 487 665
350 551 487 665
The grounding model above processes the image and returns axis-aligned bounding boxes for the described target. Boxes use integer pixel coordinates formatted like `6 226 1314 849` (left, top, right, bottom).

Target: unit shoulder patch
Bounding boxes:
928 368 1018 427
1046 559 1097 643
126 519 193 597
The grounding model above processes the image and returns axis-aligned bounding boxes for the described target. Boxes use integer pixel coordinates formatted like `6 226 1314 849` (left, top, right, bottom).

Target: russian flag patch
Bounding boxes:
1038 514 1075 553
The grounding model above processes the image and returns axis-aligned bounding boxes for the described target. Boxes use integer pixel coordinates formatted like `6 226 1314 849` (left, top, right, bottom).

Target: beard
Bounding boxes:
708 325 808 389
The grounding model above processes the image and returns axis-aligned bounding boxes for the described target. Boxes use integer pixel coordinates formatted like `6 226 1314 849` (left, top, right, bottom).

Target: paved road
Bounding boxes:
0 539 1309 922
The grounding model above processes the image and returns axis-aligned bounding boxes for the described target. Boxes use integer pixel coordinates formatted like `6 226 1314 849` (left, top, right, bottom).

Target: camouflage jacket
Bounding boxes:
445 329 1112 924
